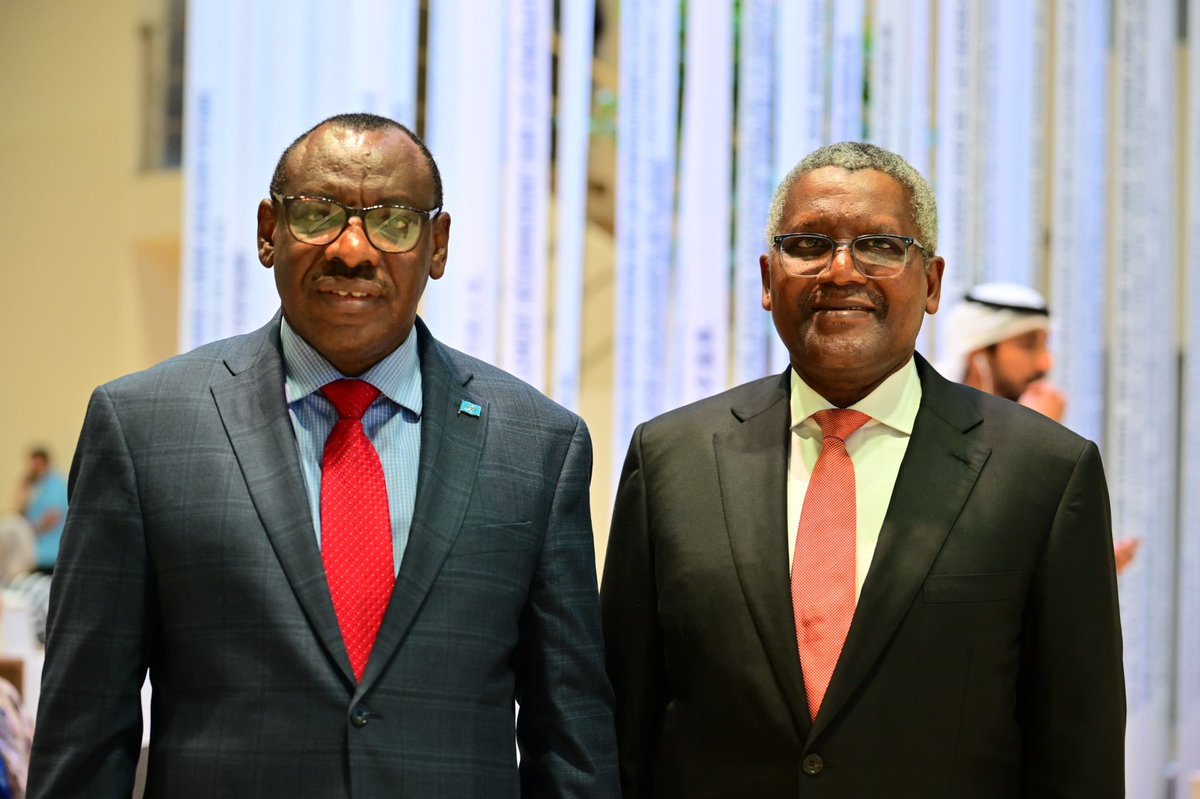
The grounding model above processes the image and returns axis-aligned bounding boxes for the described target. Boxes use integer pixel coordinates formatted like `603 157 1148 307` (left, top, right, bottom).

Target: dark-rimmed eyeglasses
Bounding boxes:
772 233 928 278
272 193 442 254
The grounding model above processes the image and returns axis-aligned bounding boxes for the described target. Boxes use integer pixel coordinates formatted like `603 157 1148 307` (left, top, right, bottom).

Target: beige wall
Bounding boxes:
0 1 182 502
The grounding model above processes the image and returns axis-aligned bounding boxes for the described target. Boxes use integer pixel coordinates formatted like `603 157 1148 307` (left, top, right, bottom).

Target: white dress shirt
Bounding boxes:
787 358 923 599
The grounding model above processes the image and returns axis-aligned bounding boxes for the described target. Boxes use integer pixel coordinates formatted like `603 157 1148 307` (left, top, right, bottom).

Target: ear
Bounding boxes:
257 199 277 267
428 212 451 281
759 253 773 311
924 255 945 314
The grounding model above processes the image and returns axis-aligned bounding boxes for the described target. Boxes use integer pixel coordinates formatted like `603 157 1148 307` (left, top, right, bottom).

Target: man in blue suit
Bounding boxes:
30 113 619 798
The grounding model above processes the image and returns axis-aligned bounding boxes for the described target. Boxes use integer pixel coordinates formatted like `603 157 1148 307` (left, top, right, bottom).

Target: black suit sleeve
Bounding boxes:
28 387 153 798
1019 440 1125 796
601 425 667 799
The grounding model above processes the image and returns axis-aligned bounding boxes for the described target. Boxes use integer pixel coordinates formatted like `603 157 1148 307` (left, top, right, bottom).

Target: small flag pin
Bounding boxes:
458 400 482 417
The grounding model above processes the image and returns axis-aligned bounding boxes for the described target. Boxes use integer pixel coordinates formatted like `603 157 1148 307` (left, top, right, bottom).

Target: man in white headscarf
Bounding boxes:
935 282 1064 418
938 282 1138 573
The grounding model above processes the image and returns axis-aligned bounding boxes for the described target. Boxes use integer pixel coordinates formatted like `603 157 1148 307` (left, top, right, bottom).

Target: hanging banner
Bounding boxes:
613 0 680 469
500 0 552 390
551 0 596 410
424 0 507 362
931 0 979 361
827 0 864 142
180 0 237 351
867 1 906 151
1174 0 1200 790
732 0 775 385
673 0 732 407
905 0 932 179
981 0 1045 286
1108 2 1179 796
1048 0 1107 445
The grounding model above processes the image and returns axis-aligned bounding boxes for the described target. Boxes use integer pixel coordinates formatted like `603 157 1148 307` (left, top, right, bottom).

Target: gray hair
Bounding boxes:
764 142 938 255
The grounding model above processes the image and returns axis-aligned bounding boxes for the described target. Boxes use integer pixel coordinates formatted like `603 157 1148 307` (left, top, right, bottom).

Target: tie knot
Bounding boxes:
812 409 871 443
321 379 381 420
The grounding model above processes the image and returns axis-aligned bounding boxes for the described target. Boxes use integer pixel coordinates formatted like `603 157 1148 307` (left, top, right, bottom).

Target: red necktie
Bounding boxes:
791 408 871 720
320 379 395 682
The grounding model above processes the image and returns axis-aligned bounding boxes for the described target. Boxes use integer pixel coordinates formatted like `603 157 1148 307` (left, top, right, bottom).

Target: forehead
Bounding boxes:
782 166 915 232
283 124 433 203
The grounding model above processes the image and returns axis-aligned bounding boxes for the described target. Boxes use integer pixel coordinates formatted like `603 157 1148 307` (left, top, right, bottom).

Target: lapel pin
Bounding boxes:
458 400 482 417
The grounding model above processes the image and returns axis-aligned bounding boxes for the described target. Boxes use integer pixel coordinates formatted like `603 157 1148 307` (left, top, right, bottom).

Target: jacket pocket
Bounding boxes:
921 571 1020 603
447 521 539 556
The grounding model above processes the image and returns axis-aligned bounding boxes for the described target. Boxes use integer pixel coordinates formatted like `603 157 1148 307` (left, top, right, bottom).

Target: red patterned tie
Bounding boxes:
320 379 394 682
792 408 871 720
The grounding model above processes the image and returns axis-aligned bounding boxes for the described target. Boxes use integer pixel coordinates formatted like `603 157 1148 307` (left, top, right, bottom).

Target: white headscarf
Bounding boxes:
935 282 1050 381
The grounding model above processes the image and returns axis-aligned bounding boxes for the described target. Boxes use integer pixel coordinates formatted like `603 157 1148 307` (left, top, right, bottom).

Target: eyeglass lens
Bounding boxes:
286 198 425 253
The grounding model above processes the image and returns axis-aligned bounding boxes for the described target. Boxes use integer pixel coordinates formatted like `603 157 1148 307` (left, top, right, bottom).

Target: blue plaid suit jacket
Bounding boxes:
29 315 619 798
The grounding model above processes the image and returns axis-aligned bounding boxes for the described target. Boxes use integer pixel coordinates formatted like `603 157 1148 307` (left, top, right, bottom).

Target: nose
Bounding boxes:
1036 347 1053 374
817 243 868 285
324 216 380 268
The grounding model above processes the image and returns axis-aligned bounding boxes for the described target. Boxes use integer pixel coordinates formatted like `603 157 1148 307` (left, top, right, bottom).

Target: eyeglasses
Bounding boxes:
772 233 928 278
272 193 442 254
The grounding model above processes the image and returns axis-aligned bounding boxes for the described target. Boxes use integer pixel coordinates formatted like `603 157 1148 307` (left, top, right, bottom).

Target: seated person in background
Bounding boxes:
937 282 1138 574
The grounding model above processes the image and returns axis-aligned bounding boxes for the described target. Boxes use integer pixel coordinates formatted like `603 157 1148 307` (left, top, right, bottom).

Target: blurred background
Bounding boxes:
1 0 1198 795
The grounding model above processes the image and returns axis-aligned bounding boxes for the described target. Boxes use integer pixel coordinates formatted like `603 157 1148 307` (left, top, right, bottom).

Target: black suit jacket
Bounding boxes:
602 356 1124 798
30 315 619 798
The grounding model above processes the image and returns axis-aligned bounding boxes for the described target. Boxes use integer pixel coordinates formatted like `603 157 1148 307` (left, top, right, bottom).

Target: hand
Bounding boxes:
1018 381 1067 422
1114 538 1140 575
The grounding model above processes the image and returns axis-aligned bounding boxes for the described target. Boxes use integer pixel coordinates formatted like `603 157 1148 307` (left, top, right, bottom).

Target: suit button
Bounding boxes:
802 753 824 776
350 705 370 728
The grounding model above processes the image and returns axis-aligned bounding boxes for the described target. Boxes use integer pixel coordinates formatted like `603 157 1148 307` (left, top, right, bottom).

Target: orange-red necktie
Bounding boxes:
320 379 394 682
791 408 871 720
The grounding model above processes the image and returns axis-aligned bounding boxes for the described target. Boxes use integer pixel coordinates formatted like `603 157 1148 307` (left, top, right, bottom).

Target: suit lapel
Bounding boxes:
809 357 991 742
714 372 814 737
359 319 487 690
210 319 352 684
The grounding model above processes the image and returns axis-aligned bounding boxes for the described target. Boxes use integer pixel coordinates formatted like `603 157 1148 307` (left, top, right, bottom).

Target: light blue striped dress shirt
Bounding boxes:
280 319 422 575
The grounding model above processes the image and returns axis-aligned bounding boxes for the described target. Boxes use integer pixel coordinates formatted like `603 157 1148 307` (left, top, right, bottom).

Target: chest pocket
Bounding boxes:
448 521 539 556
921 571 1020 603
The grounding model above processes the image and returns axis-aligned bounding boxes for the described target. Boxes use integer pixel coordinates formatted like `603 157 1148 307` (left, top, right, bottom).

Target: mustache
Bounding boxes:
314 260 379 281
804 286 889 314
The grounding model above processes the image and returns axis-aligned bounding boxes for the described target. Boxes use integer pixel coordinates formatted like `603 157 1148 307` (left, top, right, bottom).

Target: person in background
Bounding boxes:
602 142 1124 797
29 112 618 798
13 449 66 575
937 282 1139 574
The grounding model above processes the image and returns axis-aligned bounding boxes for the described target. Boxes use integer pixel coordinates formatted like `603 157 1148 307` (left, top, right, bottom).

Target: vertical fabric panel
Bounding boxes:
424 1 507 361
983 0 1045 286
828 0 865 142
1109 2 1178 795
732 0 775 385
1175 0 1200 789
613 0 680 467
551 0 596 409
1048 0 1108 444
673 0 732 407
932 0 983 358
499 0 553 389
904 0 933 179
180 0 236 351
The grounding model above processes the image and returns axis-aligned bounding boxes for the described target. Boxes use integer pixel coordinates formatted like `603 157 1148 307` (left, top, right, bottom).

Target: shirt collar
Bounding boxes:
789 356 922 435
280 317 423 416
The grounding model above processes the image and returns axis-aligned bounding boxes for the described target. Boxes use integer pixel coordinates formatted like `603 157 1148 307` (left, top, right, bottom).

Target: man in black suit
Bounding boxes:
602 142 1124 797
